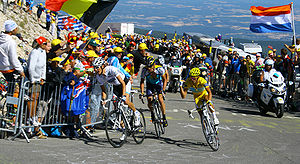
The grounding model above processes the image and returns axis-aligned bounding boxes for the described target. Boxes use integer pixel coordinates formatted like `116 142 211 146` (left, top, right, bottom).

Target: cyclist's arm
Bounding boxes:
205 86 212 101
140 78 145 95
116 75 126 96
162 73 167 91
179 85 188 99
165 69 169 82
101 85 106 100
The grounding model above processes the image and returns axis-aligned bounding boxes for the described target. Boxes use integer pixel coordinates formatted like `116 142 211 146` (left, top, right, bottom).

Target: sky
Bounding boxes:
105 0 300 41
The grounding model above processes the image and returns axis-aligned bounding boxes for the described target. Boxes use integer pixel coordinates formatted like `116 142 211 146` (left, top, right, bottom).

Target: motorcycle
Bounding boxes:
248 70 286 118
167 61 184 93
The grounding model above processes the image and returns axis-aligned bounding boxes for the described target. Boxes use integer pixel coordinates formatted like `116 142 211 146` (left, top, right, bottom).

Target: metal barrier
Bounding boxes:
0 78 116 142
0 77 24 139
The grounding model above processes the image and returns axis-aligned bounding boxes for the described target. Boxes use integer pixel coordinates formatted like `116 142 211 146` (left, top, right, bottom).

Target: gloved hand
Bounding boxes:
206 100 213 105
139 93 144 99
121 95 126 102
179 81 184 87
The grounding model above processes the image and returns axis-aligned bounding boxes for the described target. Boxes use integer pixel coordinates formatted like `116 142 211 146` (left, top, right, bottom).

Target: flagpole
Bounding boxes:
291 2 296 49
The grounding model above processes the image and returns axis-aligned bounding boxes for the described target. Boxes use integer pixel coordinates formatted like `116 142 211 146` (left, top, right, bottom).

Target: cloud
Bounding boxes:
146 16 166 20
214 25 228 28
252 33 291 40
161 21 203 27
230 26 249 30
205 19 212 24
136 24 153 28
192 8 201 11
126 1 162 6
227 15 251 18
173 4 194 8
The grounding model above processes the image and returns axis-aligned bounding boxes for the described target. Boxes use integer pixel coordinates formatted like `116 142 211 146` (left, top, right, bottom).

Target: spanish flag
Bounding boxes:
45 0 119 30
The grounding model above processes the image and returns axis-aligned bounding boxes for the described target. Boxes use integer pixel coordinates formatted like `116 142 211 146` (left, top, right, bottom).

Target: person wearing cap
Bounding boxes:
36 3 45 24
132 43 149 75
121 54 135 76
45 10 51 31
27 36 51 139
125 41 136 56
0 20 25 82
255 53 264 67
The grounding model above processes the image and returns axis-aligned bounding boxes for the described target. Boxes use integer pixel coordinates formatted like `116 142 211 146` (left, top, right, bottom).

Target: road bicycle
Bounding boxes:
105 96 146 148
140 92 165 138
188 101 220 151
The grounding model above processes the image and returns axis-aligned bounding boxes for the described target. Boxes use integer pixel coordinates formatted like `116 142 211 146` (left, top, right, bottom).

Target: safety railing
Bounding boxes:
0 77 115 143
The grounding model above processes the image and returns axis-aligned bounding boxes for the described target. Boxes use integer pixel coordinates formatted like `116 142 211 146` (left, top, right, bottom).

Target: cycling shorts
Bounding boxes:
146 82 163 97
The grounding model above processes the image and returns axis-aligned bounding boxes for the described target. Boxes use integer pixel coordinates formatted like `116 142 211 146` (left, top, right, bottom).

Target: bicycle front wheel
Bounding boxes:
200 113 219 151
132 109 146 144
105 110 128 148
154 102 165 138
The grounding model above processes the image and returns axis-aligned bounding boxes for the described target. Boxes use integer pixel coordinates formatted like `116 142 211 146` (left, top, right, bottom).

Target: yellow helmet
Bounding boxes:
113 47 123 53
51 39 61 47
268 50 273 54
50 57 63 62
138 43 148 50
39 3 43 6
189 68 201 77
86 50 99 58
127 53 134 58
228 48 232 52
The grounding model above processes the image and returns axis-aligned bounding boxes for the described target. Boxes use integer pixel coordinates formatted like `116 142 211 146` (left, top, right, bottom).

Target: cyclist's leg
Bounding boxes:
202 93 219 125
124 80 136 112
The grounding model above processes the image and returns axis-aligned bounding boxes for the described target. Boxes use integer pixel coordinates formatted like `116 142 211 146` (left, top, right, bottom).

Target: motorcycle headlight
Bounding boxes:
270 87 276 93
174 69 179 74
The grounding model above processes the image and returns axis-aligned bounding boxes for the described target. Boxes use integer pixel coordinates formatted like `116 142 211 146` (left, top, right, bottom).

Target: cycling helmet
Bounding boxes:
189 68 201 77
93 57 105 68
157 55 165 65
265 59 274 67
145 56 156 67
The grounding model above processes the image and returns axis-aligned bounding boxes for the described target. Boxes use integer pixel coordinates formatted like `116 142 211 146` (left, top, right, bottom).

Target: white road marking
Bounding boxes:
232 113 237 116
241 114 247 116
173 109 178 112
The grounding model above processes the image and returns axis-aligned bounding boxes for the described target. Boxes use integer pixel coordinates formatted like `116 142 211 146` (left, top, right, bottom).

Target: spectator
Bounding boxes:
132 43 149 75
27 36 50 139
2 0 8 14
246 55 255 82
36 3 45 24
45 10 51 31
0 20 25 84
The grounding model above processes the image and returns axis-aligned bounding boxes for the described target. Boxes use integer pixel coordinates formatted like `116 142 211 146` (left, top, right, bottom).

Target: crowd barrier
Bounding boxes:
0 77 115 143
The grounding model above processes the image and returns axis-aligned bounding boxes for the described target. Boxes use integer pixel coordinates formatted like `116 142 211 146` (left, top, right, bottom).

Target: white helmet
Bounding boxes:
265 59 274 67
93 57 105 68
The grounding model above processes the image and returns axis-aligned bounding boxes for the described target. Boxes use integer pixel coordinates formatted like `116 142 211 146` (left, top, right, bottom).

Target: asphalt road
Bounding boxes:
0 88 300 164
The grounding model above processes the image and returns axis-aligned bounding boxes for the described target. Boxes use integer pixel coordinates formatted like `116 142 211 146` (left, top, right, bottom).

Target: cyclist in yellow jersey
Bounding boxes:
179 68 219 126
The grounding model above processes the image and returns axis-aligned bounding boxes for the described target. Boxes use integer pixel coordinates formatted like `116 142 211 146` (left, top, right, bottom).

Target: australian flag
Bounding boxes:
57 16 84 31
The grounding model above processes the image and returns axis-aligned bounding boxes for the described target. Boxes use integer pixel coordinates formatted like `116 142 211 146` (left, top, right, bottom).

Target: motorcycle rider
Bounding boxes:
259 59 276 83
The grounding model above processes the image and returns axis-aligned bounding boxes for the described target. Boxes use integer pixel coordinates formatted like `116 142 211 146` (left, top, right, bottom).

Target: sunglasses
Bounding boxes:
190 76 198 81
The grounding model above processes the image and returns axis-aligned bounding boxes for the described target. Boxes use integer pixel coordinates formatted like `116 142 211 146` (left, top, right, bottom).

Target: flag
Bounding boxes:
146 30 152 36
106 32 113 39
174 31 177 40
250 4 293 33
57 16 84 31
45 0 119 30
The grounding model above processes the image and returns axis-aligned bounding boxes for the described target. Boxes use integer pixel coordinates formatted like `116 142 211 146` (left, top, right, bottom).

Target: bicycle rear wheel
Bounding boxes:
200 113 219 151
105 110 128 148
132 109 146 144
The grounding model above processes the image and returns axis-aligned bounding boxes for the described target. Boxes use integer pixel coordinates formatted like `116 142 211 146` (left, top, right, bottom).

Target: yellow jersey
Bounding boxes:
183 76 209 105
